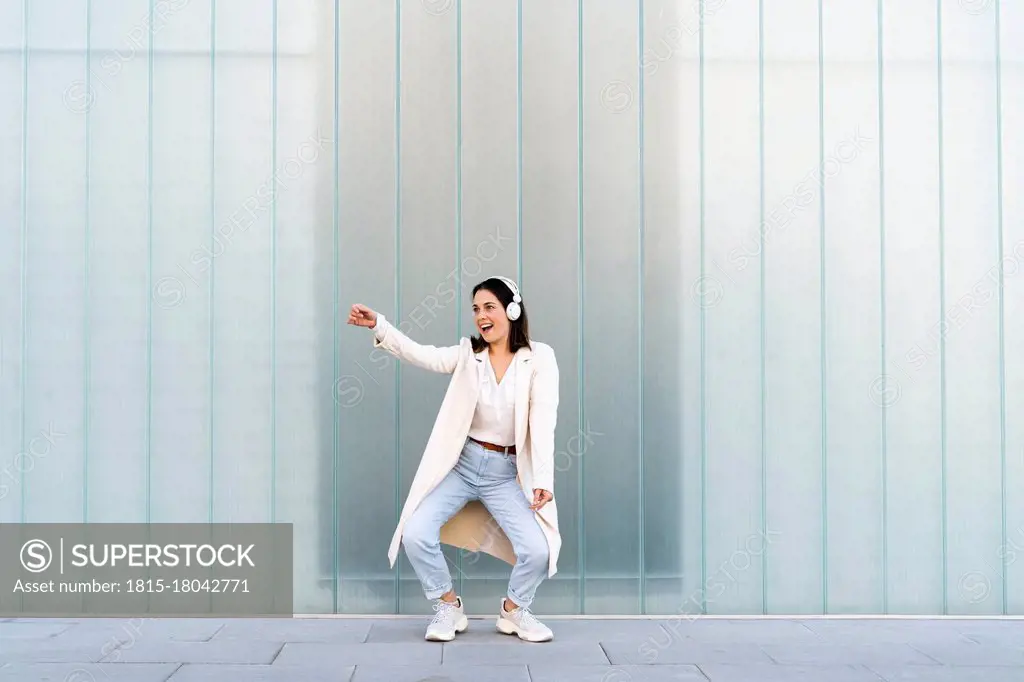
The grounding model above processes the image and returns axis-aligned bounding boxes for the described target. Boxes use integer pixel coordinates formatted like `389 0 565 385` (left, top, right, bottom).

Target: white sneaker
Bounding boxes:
495 598 553 642
424 596 468 642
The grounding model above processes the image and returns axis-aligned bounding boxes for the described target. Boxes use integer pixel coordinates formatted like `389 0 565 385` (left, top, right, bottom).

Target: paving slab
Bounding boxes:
368 621 536 646
167 663 355 681
960 629 1024 646
0 640 114 665
529 664 708 681
440 641 608 665
952 621 1024 647
903 641 1024 667
867 665 1024 681
211 618 370 643
97 639 284 664
0 663 180 681
272 642 442 667
602 639 776 665
350 665 529 681
697 662 885 681
661 618 821 644
798 619 981 645
761 642 941 667
48 618 227 645
0 621 74 639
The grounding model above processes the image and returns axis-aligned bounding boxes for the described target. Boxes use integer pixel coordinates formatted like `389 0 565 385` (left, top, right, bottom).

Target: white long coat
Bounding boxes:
371 315 562 578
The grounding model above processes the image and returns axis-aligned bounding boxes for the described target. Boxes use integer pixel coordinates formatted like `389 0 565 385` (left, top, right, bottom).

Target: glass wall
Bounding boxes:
1 0 1021 615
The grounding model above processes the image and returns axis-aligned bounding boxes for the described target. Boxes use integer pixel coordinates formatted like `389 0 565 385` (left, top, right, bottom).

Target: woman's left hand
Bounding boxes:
530 489 553 511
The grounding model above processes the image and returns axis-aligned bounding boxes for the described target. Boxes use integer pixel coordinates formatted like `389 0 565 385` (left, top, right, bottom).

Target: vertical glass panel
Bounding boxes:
521 0 583 615
148 0 213 525
395 0 459 615
941 0 1003 616
457 0 523 614
762 0 825 614
1001 0 1024 615
23 0 88 524
207 0 275 524
0 0 26 525
640 0 687 615
881 0 944 614
88 0 160 523
272 0 335 614
701 0 764 615
676 0 707 618
335 0 400 615
0 0 22 49
821 0 884 614
582 0 641 615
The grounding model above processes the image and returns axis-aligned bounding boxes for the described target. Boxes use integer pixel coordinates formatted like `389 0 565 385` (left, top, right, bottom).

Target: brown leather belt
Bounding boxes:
469 437 516 455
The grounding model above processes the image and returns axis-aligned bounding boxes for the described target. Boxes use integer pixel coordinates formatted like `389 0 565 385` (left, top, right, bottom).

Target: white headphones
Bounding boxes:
492 276 523 321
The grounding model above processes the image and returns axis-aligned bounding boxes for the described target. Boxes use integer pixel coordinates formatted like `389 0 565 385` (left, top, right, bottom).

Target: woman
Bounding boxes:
347 276 560 643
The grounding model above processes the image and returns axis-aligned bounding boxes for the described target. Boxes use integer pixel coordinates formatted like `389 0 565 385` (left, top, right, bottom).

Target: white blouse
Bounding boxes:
467 353 516 447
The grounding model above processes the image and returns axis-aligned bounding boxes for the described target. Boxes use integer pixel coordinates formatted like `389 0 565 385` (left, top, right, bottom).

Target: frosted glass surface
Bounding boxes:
1 0 1021 615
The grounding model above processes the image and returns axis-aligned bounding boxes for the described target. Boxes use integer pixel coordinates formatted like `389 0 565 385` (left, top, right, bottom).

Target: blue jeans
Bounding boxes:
402 438 549 609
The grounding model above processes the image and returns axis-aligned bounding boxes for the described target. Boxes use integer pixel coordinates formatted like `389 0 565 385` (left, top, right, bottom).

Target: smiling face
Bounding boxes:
472 288 510 349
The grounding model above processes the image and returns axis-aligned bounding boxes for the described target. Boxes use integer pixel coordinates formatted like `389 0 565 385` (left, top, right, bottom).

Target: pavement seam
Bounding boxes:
962 631 984 644
268 641 286 665
48 623 76 638
758 642 781 664
161 661 184 681
795 619 820 637
201 623 226 642
860 662 891 682
97 634 131 663
904 641 947 665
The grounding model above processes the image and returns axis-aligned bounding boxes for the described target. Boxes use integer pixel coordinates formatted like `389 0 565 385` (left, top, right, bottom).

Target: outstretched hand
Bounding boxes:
530 488 553 511
347 304 378 328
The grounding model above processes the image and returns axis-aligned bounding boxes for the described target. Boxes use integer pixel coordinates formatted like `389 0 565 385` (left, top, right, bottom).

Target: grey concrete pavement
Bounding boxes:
1 615 1023 681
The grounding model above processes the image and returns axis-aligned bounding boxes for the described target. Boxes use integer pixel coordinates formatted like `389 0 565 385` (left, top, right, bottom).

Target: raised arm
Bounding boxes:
348 303 461 374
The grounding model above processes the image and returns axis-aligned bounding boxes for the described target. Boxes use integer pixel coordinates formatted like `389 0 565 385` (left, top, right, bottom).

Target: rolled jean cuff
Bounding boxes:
507 586 533 610
424 581 453 601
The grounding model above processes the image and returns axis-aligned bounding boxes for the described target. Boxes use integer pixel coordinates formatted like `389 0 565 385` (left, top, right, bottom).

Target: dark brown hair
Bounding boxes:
470 277 531 354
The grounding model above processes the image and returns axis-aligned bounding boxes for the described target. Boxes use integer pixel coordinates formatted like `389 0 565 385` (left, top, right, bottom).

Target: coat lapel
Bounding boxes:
513 345 533 455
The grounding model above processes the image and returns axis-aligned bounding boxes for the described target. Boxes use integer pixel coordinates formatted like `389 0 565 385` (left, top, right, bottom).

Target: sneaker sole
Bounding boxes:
425 615 469 642
495 616 553 642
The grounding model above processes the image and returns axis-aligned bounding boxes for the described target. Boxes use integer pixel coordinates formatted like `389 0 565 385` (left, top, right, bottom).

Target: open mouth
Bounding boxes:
480 323 494 333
